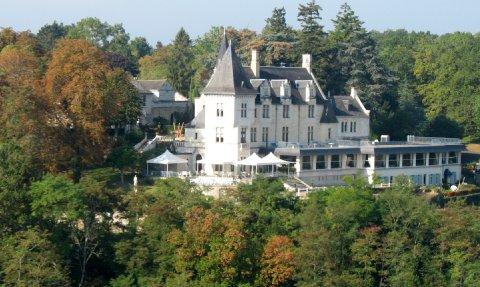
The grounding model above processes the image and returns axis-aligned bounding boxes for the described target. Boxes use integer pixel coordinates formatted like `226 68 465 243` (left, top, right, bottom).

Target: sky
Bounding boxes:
1 0 479 45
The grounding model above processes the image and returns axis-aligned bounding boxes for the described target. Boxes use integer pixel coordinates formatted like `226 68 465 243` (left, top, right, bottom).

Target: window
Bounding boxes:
428 153 438 165
448 152 458 164
262 127 269 143
262 105 269 118
341 122 345 132
328 128 331 139
216 103 223 117
331 155 341 169
308 105 315 118
416 153 425 166
363 155 371 168
194 132 198 140
441 152 447 164
214 164 223 172
254 108 257 118
316 155 326 169
302 156 312 170
283 105 290 118
353 122 357 132
307 126 314 144
240 103 247 118
346 154 356 168
240 128 247 143
215 127 224 143
250 128 257 142
282 126 289 142
375 155 386 168
388 154 398 167
402 154 412 167
350 122 353 132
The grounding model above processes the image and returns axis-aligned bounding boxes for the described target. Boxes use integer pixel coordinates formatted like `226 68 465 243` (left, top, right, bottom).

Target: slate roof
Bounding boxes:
216 31 228 64
333 95 369 118
320 97 338 123
203 42 256 95
132 79 167 93
244 66 326 105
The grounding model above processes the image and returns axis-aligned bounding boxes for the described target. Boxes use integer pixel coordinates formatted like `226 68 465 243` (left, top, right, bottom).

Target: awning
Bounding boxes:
147 149 188 165
258 152 291 165
236 153 263 166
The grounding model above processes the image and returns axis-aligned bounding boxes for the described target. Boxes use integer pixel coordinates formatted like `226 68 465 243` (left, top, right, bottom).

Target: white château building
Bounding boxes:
176 34 463 187
132 79 191 125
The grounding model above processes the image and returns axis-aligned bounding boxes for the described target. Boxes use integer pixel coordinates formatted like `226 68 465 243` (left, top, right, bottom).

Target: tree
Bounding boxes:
328 3 397 138
260 235 295 287
138 45 171 80
297 0 328 83
166 28 194 97
30 169 122 287
68 18 132 58
295 178 377 286
435 202 480 286
262 7 297 66
43 39 127 180
106 140 139 184
0 228 70 286
36 21 69 52
414 32 480 141
130 37 152 60
377 181 442 286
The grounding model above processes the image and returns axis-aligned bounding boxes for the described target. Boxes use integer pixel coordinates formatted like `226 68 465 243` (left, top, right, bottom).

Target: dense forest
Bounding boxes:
0 1 479 286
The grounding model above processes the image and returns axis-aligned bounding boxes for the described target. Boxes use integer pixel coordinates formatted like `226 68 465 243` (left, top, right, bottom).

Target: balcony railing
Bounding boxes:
407 136 461 145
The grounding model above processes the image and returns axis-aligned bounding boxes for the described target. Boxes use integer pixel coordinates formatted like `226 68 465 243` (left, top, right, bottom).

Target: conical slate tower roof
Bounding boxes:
204 40 256 95
216 29 228 63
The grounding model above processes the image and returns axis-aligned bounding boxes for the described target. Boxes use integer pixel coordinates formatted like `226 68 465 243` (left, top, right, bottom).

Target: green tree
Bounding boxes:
377 181 442 286
30 169 122 287
295 178 377 286
166 28 194 97
414 32 480 141
328 3 397 138
297 0 328 83
36 21 69 52
0 228 70 286
138 45 171 80
130 36 152 60
262 7 297 66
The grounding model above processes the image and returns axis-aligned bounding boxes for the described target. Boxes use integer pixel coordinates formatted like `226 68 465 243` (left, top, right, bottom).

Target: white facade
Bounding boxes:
176 38 463 187
133 80 192 125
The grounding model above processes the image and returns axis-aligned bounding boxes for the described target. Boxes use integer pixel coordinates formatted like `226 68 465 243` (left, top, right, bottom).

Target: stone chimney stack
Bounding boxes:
251 49 260 78
302 54 312 73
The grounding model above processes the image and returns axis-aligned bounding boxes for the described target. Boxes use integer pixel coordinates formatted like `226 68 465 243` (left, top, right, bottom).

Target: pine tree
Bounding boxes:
166 28 194 97
297 0 328 83
262 7 297 66
328 3 397 137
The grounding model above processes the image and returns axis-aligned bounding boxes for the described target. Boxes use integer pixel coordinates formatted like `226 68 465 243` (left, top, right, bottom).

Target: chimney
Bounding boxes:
350 86 357 99
302 54 312 73
251 49 260 78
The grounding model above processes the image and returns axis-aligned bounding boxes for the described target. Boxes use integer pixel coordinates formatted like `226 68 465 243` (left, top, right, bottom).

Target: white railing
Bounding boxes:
407 136 461 145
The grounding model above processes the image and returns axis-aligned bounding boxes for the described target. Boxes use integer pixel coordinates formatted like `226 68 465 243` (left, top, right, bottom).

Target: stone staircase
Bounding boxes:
283 177 313 197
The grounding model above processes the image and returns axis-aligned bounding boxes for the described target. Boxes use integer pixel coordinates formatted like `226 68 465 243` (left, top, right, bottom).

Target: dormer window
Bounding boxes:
342 100 349 111
280 81 291 98
260 82 270 97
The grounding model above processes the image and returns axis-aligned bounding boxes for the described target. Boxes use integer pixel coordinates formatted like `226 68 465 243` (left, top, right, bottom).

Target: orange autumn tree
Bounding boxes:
260 235 295 287
44 39 128 180
0 44 45 148
168 206 246 285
